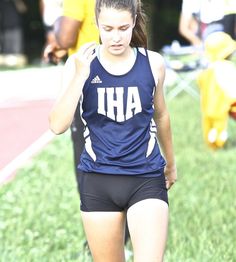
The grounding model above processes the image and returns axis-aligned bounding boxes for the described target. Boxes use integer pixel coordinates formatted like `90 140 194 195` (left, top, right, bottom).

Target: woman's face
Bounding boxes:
97 7 135 56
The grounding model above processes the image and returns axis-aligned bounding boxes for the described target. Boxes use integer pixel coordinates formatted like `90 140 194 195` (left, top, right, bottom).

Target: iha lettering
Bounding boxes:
97 86 142 122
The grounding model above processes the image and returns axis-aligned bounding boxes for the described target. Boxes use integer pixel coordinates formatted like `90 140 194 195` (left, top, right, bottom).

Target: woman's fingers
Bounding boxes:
76 42 97 60
165 174 177 190
80 42 97 54
165 180 175 190
69 42 97 81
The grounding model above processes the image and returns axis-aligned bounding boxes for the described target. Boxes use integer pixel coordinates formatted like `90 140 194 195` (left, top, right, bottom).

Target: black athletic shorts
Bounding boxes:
78 171 168 212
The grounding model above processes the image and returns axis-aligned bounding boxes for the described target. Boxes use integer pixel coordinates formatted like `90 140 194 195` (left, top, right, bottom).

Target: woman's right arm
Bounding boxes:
49 42 97 134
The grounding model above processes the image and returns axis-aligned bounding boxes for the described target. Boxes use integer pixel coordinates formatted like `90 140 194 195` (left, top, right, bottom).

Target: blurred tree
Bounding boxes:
21 0 184 63
146 0 184 50
23 0 44 63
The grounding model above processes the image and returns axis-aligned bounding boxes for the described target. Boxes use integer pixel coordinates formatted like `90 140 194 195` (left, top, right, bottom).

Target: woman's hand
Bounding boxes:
164 165 177 190
72 42 97 81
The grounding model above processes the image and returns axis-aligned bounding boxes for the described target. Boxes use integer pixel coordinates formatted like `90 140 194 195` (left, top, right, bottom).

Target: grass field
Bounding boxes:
0 92 236 261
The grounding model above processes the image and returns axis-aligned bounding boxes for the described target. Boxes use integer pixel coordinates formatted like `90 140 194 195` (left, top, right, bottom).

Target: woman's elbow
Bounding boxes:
50 125 64 135
49 123 64 135
49 116 68 135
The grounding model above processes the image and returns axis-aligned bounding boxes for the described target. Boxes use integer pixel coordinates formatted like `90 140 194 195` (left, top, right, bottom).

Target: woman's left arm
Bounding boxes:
149 51 177 189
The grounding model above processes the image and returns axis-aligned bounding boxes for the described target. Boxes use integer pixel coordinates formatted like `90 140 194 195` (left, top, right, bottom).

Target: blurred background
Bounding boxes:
0 0 184 65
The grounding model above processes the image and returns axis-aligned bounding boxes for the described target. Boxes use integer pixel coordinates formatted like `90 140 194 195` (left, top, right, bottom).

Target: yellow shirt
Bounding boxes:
63 0 99 55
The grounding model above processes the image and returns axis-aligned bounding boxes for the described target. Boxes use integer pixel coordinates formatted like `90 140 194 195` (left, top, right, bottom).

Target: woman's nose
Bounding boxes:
112 30 122 42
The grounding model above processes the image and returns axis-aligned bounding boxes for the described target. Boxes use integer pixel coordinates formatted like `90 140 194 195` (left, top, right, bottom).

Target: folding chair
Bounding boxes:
162 43 203 101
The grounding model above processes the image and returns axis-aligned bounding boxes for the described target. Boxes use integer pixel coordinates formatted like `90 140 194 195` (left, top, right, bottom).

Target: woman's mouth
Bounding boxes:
111 44 123 49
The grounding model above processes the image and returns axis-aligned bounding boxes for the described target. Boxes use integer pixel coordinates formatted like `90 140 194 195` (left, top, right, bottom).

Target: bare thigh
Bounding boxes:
127 199 169 262
81 211 126 262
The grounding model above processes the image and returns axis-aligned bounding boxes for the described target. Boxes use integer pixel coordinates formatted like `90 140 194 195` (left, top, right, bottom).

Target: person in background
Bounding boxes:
178 0 225 47
39 0 63 61
49 0 177 261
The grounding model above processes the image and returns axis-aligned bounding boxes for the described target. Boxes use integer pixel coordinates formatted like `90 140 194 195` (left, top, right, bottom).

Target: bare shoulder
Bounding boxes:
147 50 165 71
147 50 166 85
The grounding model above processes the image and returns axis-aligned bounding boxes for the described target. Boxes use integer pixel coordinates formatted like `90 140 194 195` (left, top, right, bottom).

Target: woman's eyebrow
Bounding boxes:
101 23 131 27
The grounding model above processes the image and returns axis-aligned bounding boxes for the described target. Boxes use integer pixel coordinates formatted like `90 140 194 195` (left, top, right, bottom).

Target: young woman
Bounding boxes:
49 0 177 261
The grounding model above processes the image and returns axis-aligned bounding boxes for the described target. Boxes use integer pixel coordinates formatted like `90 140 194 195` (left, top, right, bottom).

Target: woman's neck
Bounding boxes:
98 45 137 75
100 45 133 62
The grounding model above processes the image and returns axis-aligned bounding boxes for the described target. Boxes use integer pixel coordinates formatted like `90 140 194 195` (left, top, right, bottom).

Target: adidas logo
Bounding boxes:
91 75 102 84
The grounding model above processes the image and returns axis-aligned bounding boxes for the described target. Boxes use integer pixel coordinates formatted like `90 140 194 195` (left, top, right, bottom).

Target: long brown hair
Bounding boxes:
95 0 147 48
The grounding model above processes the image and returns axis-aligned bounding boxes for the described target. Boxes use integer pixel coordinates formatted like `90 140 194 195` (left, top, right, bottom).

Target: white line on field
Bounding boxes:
0 130 55 186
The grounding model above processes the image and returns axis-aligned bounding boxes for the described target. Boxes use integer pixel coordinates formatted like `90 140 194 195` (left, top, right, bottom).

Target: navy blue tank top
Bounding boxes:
78 47 166 176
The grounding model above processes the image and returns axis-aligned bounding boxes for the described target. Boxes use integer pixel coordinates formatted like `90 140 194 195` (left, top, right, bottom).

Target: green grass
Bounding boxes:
165 93 236 262
1 92 236 261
